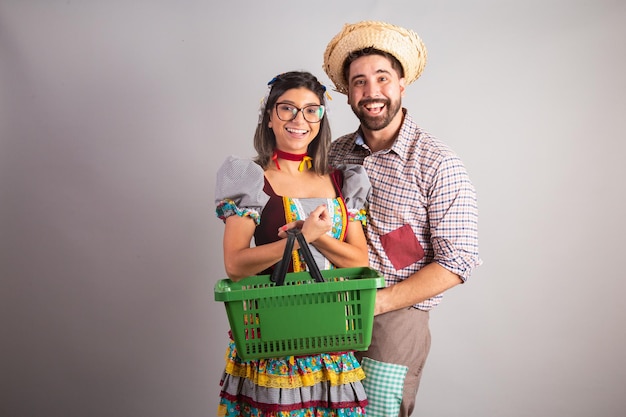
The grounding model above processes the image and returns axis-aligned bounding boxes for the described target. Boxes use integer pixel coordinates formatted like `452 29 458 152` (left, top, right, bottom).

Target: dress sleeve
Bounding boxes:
214 156 269 225
340 164 371 225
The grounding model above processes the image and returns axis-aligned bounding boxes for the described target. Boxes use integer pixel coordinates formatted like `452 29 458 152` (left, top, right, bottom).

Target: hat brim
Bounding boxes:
323 21 427 94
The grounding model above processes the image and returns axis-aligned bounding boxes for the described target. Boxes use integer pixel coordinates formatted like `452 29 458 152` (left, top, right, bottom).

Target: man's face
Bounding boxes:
346 54 405 131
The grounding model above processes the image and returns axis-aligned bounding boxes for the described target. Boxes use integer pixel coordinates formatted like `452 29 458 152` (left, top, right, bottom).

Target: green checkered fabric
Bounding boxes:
361 357 408 417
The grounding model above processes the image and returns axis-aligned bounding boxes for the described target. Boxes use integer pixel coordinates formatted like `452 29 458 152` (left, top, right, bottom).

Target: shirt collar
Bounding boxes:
353 108 414 160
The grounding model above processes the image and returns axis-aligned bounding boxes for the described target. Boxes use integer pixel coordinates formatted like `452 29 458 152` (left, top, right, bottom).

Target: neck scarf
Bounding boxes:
272 149 313 172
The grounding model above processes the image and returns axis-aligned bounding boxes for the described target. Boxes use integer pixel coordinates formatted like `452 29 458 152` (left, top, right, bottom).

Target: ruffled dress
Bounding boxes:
215 156 371 417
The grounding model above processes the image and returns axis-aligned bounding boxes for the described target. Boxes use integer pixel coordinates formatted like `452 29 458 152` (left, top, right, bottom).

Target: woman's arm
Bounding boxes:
277 204 369 269
222 215 289 281
308 218 369 268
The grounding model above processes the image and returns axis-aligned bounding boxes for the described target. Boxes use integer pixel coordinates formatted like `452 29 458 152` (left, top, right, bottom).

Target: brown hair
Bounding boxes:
254 71 332 174
341 47 405 89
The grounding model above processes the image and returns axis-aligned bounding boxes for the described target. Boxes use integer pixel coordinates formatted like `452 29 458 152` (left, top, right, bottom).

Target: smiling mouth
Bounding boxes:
361 100 386 114
286 127 309 134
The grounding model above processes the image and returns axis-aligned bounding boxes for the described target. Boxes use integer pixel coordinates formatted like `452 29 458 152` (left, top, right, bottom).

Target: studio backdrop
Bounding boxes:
1 1 625 416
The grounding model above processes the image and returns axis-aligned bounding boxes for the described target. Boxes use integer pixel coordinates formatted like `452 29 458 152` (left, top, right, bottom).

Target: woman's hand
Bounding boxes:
277 205 332 242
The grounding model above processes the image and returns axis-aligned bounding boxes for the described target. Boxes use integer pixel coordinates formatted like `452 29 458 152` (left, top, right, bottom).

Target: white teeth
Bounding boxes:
287 128 307 134
365 103 384 109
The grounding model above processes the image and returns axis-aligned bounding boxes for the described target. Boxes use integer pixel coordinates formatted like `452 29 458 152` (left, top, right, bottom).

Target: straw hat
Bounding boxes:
323 21 428 94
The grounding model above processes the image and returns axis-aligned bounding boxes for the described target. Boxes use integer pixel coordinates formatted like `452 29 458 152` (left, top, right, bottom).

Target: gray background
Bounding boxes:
2 1 625 416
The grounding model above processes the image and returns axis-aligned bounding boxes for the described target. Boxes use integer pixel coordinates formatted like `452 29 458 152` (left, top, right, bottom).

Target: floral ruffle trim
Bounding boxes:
224 360 366 388
222 338 365 388
347 209 367 227
216 199 261 225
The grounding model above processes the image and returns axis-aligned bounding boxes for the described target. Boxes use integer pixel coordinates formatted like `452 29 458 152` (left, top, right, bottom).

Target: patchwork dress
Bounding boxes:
215 156 371 417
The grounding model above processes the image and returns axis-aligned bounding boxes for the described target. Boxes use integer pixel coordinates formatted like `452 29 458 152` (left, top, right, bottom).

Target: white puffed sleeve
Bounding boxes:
339 164 371 224
214 156 269 225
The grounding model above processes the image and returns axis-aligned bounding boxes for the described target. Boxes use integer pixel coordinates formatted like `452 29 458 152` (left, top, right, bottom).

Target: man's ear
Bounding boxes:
399 77 406 97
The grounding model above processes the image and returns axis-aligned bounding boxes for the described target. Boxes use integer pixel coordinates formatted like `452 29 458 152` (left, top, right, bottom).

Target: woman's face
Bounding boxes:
268 87 322 154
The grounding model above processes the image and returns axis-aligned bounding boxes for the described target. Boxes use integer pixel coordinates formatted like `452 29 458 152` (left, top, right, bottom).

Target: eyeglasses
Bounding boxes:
274 102 325 123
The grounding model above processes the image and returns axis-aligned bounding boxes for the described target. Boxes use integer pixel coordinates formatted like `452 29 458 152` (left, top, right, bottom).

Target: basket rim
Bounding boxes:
214 267 384 302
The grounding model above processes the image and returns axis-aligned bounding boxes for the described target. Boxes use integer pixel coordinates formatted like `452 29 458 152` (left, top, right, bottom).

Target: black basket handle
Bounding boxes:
270 229 325 286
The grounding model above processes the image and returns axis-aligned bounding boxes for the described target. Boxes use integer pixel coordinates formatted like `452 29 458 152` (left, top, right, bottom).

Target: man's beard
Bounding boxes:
351 97 402 131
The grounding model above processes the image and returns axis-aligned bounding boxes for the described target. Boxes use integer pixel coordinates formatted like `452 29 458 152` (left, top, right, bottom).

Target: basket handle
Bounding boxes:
270 229 325 286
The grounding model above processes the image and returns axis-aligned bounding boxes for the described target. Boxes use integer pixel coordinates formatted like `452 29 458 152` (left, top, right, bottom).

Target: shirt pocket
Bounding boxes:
379 224 425 270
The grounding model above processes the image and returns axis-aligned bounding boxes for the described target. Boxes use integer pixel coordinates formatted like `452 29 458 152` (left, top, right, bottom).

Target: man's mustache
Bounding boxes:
358 98 389 107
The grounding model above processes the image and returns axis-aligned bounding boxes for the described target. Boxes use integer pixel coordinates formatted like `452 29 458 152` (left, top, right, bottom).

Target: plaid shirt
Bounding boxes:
329 110 481 310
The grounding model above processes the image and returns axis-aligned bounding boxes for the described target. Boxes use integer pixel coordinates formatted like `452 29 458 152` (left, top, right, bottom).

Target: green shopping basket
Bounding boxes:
214 229 384 360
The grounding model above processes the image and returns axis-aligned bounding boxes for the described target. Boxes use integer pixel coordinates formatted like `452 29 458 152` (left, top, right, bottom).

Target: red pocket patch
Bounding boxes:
379 224 425 270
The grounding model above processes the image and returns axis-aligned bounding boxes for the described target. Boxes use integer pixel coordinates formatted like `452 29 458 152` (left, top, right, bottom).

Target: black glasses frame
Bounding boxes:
274 102 325 123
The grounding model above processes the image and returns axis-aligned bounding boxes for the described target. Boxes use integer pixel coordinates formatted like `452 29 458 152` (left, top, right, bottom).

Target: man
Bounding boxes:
323 21 482 416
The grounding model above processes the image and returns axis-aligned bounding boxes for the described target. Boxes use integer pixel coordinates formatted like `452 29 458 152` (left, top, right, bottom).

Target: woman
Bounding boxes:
215 71 371 417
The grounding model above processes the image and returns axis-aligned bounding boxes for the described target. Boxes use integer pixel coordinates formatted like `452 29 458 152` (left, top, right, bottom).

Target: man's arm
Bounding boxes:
374 262 462 315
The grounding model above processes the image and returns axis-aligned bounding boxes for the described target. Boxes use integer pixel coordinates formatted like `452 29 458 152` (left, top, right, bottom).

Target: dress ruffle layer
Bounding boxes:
218 399 366 417
220 375 367 412
218 338 367 417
